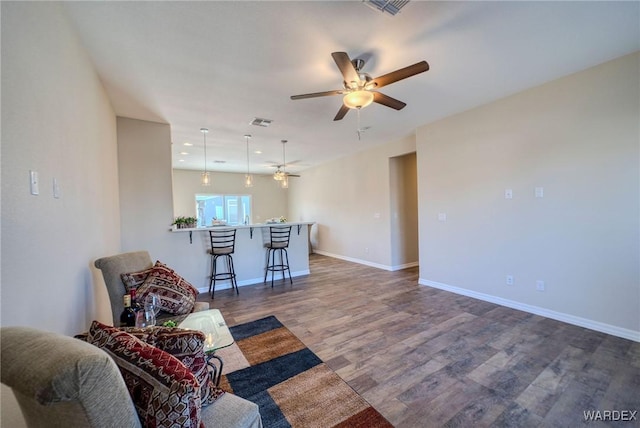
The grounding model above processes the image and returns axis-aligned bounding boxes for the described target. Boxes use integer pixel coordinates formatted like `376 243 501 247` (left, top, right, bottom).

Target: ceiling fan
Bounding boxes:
271 140 300 187
291 52 429 121
272 165 300 179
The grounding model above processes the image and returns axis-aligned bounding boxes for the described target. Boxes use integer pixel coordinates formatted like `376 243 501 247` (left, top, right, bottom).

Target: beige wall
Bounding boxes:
116 118 209 292
417 52 639 339
117 117 176 255
1 3 120 425
1 2 119 335
172 169 289 224
289 134 416 269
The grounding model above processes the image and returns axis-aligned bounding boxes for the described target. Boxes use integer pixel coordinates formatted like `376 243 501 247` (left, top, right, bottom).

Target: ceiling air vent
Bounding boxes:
250 117 273 127
363 0 409 16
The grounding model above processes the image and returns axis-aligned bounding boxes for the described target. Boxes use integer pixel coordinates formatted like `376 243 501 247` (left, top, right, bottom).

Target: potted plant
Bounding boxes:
172 216 198 229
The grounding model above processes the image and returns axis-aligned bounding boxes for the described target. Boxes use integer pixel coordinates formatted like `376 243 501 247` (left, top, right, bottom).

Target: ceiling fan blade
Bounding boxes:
373 92 406 110
285 173 301 178
291 90 343 100
371 61 429 89
333 104 350 121
331 52 359 85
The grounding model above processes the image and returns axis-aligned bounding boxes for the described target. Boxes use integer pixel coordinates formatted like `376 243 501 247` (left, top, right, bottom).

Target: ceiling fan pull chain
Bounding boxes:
357 107 362 140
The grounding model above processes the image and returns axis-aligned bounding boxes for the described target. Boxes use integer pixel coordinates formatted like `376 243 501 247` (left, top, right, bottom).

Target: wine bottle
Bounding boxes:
120 294 136 327
130 288 141 312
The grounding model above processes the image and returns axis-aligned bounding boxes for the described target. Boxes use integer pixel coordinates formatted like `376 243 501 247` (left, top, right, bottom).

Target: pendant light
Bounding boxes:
200 128 211 186
280 140 288 189
244 134 253 188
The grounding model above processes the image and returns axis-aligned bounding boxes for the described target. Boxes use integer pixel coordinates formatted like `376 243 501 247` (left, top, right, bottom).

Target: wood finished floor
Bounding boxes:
199 254 640 427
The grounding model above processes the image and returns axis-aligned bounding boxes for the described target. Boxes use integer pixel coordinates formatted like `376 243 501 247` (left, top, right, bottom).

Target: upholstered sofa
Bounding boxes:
1 251 261 427
1 326 262 428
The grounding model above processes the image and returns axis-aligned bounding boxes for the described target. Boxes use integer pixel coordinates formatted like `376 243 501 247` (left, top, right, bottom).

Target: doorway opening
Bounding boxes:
389 152 419 270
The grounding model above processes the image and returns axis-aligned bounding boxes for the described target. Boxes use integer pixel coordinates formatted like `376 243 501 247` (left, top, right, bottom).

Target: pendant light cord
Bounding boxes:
245 135 250 175
282 141 286 174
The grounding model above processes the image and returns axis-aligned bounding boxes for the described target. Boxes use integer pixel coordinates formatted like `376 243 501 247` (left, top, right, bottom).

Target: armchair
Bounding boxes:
1 326 262 428
94 251 209 326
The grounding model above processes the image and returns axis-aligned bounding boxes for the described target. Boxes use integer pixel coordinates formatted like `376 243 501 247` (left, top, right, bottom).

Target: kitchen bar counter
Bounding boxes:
171 221 314 242
169 222 314 293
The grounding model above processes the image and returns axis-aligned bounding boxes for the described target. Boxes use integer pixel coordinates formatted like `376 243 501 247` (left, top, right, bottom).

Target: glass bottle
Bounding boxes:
120 294 136 327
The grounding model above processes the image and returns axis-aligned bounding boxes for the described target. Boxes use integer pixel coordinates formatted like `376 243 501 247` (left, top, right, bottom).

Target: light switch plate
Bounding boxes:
30 170 39 195
53 178 61 199
535 187 544 198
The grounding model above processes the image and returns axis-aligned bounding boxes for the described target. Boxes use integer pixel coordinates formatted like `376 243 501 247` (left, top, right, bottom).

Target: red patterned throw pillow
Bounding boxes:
136 261 198 315
121 267 154 292
122 326 224 406
87 321 202 428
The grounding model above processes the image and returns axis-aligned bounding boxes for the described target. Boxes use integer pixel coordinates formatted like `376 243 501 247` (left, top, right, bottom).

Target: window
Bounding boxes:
195 194 251 226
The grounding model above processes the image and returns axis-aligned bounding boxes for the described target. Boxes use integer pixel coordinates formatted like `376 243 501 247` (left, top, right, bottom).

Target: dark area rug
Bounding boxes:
219 316 393 428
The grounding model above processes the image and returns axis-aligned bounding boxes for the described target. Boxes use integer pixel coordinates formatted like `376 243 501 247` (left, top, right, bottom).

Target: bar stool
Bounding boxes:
264 226 293 287
208 229 238 298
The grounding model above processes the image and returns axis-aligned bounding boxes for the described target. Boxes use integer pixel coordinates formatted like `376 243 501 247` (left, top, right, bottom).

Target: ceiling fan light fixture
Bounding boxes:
276 139 290 189
343 90 374 109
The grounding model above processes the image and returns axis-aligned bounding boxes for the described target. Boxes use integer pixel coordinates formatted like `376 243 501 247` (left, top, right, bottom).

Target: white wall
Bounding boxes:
172 169 289 224
289 134 416 269
1 2 119 335
417 52 639 340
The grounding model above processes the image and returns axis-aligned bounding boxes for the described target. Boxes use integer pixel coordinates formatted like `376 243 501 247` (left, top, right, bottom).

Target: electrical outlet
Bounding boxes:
506 275 514 286
504 189 513 199
536 280 545 291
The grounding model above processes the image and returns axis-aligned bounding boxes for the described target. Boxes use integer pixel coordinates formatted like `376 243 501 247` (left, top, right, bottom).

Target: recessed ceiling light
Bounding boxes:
254 150 262 154
178 159 185 162
180 151 189 155
183 142 193 146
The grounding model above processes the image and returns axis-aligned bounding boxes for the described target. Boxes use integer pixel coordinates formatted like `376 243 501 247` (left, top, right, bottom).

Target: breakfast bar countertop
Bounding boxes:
167 221 314 292
170 221 315 232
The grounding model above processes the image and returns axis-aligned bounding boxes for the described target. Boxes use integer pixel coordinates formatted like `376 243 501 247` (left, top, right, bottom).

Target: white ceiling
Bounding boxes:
62 1 639 176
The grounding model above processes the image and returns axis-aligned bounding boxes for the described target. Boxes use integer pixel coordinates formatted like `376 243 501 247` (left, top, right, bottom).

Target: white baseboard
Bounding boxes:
391 261 419 271
419 278 640 343
196 269 310 293
313 250 417 272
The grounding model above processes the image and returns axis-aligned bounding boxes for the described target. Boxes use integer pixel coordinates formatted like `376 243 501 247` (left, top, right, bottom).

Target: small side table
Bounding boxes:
178 309 234 386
